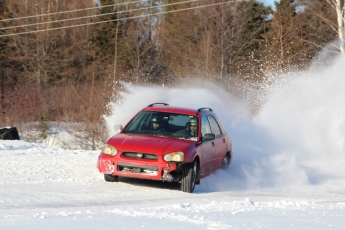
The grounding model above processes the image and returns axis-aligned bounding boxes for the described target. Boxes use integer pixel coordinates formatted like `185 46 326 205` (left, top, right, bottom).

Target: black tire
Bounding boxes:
221 154 230 169
181 161 197 193
104 174 119 182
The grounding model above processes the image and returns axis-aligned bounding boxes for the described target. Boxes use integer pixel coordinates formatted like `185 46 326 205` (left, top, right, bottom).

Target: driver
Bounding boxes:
151 116 165 132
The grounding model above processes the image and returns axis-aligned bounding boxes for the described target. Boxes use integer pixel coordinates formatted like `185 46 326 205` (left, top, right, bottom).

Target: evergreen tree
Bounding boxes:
95 0 168 85
265 0 337 70
0 0 8 58
296 0 337 58
0 0 7 121
266 0 299 70
231 0 272 77
95 0 120 61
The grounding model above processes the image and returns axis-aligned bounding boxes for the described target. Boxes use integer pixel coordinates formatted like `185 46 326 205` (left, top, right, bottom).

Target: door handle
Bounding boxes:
212 142 215 146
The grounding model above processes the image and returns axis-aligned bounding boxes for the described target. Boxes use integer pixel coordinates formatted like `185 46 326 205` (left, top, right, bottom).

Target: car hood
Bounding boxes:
107 133 193 155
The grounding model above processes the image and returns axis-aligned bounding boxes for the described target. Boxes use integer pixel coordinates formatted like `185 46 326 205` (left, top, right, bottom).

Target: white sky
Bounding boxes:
259 0 277 7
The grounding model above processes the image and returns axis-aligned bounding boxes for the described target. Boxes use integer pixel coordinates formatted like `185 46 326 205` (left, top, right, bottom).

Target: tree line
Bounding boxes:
0 0 343 148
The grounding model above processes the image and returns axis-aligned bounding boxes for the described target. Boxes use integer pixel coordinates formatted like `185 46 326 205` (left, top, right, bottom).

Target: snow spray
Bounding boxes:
105 55 345 193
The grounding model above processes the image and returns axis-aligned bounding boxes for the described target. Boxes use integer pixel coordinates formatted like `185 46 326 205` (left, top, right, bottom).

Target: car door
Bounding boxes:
207 115 227 170
200 115 216 175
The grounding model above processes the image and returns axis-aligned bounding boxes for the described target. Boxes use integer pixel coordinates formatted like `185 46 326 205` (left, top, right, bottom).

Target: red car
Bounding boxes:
97 103 232 193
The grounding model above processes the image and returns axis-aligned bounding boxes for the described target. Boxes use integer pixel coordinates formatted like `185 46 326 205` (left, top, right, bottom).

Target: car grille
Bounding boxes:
121 152 158 160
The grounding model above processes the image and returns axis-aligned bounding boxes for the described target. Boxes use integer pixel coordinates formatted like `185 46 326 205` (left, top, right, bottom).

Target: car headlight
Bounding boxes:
164 151 184 162
102 144 118 156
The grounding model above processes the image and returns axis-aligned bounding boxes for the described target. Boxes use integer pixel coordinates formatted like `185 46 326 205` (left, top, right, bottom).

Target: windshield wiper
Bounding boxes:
124 130 172 137
124 130 152 135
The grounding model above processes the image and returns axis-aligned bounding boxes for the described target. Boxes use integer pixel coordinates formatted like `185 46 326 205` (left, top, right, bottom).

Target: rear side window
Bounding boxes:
207 115 222 136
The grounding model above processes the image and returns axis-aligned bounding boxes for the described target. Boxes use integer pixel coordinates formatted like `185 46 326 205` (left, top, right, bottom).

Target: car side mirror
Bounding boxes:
203 133 215 141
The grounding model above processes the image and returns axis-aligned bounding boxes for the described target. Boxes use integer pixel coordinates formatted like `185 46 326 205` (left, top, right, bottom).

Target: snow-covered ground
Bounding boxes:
1 55 345 229
1 140 344 230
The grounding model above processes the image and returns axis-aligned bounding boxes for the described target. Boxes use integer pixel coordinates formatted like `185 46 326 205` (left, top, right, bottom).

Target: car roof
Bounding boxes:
143 103 214 116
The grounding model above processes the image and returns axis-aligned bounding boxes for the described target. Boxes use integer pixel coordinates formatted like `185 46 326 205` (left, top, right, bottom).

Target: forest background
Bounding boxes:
0 0 344 149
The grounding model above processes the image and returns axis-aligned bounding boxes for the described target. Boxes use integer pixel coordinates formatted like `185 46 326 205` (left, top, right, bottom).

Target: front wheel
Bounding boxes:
104 174 119 182
181 161 197 193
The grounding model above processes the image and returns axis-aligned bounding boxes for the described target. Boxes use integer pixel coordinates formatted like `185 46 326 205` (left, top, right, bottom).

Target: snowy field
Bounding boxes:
1 55 345 229
1 140 344 230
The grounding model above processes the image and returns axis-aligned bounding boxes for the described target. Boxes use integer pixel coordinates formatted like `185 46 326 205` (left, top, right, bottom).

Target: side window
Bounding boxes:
201 115 211 137
207 115 222 136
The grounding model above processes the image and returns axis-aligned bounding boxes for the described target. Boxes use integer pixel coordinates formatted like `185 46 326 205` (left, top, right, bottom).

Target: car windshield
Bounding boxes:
123 111 198 140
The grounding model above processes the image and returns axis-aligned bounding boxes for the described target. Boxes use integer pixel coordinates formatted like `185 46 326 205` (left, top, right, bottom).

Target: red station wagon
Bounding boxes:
97 103 232 193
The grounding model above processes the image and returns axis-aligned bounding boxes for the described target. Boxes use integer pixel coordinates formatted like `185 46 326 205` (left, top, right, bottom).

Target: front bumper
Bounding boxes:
97 153 177 181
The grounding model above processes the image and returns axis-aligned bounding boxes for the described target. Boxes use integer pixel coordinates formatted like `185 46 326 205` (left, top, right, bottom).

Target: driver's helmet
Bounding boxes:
187 118 197 130
189 118 197 124
152 116 162 124
151 116 163 130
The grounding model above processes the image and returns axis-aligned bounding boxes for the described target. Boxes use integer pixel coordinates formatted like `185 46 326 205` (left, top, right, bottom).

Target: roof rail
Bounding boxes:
147 103 169 107
198 107 213 112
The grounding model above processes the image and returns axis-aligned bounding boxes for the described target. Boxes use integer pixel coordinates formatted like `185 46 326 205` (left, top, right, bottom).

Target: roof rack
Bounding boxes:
147 103 169 107
198 107 213 112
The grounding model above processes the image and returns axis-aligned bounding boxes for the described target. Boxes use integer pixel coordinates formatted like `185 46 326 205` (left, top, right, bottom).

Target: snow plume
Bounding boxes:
105 56 345 192
252 55 345 186
105 81 251 135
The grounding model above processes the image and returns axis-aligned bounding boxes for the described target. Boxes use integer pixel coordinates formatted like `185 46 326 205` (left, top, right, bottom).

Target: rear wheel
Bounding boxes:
104 174 119 182
181 161 197 193
221 154 230 169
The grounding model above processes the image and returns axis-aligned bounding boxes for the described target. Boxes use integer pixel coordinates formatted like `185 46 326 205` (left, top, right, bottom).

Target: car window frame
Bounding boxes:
201 115 212 137
206 115 223 136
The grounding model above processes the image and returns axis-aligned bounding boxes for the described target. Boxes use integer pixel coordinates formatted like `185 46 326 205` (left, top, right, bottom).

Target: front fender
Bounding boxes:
183 144 199 163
